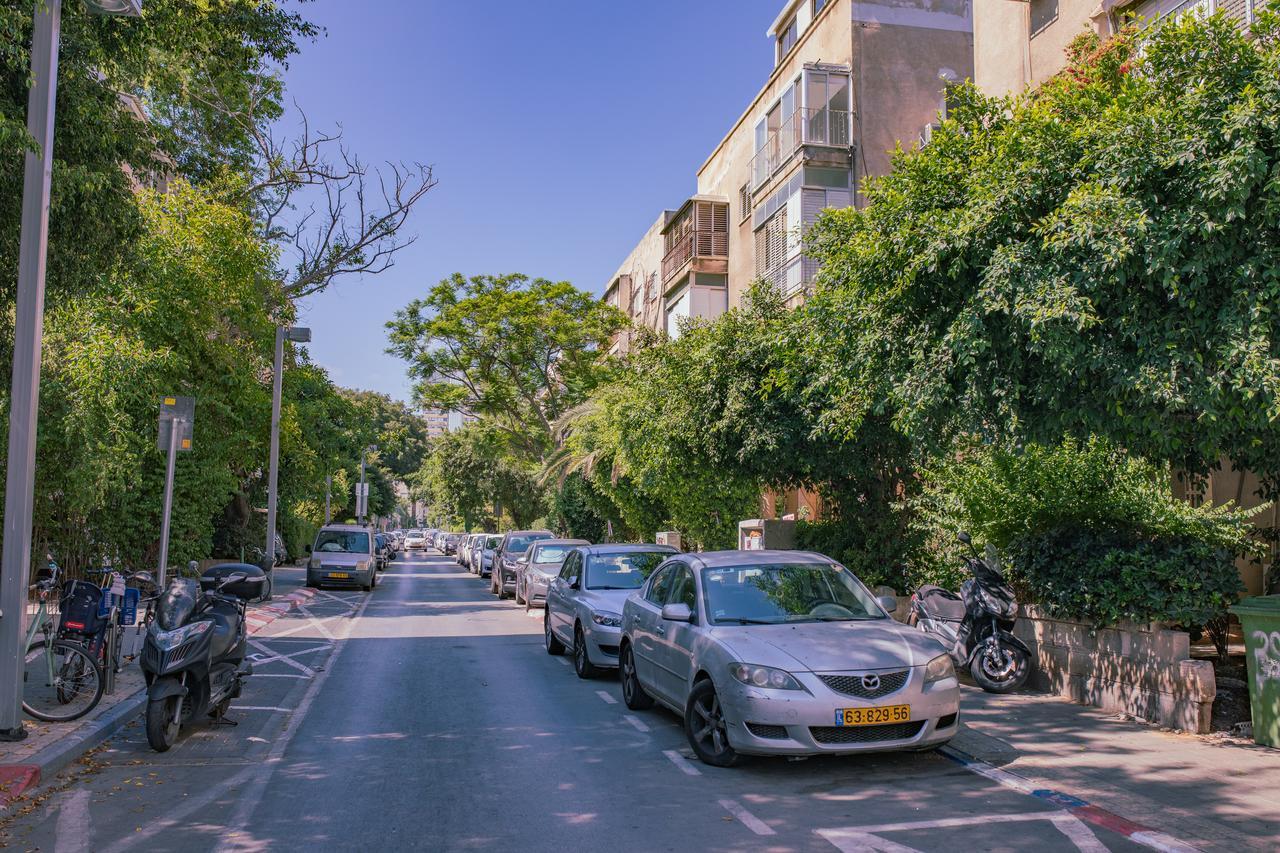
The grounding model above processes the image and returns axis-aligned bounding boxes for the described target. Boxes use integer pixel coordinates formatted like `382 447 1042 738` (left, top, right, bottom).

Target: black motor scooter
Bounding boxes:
139 563 266 752
908 532 1032 693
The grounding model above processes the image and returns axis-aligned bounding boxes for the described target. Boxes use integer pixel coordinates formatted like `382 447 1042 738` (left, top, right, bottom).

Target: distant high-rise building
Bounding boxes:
423 407 479 440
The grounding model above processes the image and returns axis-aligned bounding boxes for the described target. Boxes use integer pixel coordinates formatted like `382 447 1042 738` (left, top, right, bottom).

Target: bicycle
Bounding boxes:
21 563 105 722
83 566 155 696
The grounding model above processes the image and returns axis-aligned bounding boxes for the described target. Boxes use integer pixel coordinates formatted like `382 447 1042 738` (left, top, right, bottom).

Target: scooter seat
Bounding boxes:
916 585 966 621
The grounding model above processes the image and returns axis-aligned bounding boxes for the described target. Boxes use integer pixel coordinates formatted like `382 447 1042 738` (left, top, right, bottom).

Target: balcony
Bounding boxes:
661 199 729 285
750 108 852 189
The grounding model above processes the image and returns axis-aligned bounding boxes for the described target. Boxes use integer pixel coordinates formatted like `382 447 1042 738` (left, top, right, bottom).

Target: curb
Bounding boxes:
939 745 1203 853
0 586 318 811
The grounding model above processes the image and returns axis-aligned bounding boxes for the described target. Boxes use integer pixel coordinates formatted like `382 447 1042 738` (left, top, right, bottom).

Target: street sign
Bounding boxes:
157 396 195 452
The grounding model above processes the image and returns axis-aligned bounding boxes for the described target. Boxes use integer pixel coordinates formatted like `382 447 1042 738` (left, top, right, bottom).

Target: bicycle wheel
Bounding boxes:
23 639 104 722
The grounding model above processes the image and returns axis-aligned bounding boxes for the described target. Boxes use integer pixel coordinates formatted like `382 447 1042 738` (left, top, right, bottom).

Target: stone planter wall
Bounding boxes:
1014 606 1216 733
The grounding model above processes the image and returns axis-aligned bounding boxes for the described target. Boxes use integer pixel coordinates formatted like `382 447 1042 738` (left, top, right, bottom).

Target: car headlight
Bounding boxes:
924 653 955 685
591 612 622 628
309 558 319 569
728 663 803 690
148 620 212 651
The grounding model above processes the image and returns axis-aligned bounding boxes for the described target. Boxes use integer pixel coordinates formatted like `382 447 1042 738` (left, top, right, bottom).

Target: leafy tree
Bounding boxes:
805 12 1280 495
386 273 625 460
339 389 429 481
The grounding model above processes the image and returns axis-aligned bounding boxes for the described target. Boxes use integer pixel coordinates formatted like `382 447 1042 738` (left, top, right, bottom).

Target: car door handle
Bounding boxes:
654 625 666 636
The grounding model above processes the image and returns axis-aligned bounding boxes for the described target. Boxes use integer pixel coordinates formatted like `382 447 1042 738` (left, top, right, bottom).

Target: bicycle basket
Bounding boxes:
59 579 104 637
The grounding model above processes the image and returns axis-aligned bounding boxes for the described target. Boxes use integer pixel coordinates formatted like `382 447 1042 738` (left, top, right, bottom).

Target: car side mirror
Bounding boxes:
661 603 693 623
569 577 580 590
877 595 898 614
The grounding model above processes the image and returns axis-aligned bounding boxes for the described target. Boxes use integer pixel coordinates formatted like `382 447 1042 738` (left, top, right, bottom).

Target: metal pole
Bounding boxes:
325 475 332 524
0 0 62 741
264 327 284 566
156 418 181 589
358 453 367 525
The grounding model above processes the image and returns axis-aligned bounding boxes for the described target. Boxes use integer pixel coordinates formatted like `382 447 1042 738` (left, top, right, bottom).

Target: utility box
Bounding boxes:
738 519 796 551
655 531 682 550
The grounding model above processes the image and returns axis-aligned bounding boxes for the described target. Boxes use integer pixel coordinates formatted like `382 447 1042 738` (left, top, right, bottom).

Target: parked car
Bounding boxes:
306 524 380 591
491 530 554 599
474 533 502 578
516 538 590 608
617 550 959 767
404 529 428 551
544 544 675 676
465 535 484 575
458 533 479 568
374 533 391 572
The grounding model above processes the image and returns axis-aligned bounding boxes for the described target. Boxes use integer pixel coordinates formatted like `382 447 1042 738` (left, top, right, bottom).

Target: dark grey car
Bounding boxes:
491 530 554 599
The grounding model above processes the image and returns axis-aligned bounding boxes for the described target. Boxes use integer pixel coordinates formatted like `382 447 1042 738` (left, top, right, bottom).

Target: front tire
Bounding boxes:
619 644 654 710
146 695 181 752
685 680 740 767
515 579 526 606
969 641 1030 693
544 611 565 656
574 626 602 679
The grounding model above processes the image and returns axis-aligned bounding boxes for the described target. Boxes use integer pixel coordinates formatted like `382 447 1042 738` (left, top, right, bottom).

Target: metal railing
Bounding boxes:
750 108 852 188
662 228 729 282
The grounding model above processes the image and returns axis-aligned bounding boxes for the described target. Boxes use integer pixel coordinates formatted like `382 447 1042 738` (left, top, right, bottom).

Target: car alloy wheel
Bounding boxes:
619 644 653 710
544 611 565 656
685 680 740 767
573 626 601 679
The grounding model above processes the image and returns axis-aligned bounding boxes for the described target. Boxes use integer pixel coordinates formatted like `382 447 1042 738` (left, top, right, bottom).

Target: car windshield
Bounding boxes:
533 545 574 564
586 552 669 590
702 563 885 624
407 530 422 537
505 533 550 554
484 535 502 549
314 531 370 554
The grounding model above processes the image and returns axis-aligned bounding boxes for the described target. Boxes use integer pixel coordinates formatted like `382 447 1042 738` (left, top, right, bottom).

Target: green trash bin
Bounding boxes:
1229 595 1280 749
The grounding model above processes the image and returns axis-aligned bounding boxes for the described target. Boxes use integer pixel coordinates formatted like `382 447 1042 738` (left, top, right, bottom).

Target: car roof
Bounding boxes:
532 538 591 547
318 524 372 533
504 529 553 537
578 543 678 556
673 549 834 568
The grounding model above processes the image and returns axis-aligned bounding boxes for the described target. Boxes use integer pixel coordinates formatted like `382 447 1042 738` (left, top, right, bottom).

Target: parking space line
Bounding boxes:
622 714 650 733
595 690 617 705
818 829 920 853
719 799 775 836
662 749 701 777
246 639 317 677
1050 815 1108 853
555 656 570 666
231 706 294 713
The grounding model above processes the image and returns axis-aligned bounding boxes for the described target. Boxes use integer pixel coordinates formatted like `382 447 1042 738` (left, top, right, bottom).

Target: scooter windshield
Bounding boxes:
156 578 198 631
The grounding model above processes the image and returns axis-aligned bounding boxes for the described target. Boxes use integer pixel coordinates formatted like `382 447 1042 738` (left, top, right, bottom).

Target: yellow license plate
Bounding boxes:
835 705 910 726
327 572 349 579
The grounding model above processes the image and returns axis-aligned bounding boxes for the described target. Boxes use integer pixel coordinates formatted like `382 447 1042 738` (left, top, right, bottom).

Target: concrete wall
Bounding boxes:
974 0 1109 97
604 212 670 352
1015 607 1216 733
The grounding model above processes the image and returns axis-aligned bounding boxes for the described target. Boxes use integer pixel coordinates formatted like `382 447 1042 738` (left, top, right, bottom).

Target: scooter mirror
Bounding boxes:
957 531 972 545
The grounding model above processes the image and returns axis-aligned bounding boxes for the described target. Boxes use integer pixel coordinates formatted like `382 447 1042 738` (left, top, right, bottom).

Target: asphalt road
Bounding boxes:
1 552 1154 852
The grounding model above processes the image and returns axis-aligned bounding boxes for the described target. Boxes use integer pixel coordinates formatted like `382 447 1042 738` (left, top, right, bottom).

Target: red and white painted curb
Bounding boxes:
0 586 319 810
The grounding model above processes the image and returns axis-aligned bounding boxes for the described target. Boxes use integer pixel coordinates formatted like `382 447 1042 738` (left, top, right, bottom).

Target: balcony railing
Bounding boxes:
662 228 728 283
750 108 852 189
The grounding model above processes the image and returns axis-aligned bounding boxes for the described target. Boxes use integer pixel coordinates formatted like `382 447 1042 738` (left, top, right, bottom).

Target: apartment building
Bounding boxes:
604 0 974 350
973 0 1264 97
423 408 451 441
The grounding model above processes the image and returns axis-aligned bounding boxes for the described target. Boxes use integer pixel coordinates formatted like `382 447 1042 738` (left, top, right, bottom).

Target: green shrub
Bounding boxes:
796 506 919 593
1007 527 1243 628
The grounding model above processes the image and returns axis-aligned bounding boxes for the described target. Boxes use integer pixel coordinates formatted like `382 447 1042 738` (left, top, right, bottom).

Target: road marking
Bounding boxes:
622 714 650 733
53 788 91 853
555 656 570 666
818 812 1111 853
662 749 702 776
246 638 317 677
594 690 617 705
719 799 775 836
1050 814 1108 853
818 829 920 853
228 706 293 713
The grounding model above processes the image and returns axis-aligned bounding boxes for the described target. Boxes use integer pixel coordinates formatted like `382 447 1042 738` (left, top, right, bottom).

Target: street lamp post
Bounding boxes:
263 325 310 589
0 0 143 743
358 445 376 525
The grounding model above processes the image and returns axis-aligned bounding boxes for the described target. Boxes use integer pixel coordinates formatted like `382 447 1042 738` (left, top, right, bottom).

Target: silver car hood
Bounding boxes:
715 620 945 673
579 588 635 614
313 553 368 567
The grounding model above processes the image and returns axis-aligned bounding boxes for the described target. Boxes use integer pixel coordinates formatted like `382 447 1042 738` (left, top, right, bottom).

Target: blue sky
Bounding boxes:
281 0 781 403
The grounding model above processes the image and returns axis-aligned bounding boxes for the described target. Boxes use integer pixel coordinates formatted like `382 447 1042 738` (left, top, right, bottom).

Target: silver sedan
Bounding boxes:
619 550 959 767
516 539 589 609
544 544 676 678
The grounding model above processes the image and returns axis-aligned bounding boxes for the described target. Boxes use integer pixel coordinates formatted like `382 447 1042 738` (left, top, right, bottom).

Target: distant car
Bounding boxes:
544 544 675 677
473 533 502 578
465 535 483 574
618 550 959 767
404 530 428 550
457 534 479 567
374 533 390 572
492 530 554 599
307 524 379 592
443 533 463 555
516 538 589 609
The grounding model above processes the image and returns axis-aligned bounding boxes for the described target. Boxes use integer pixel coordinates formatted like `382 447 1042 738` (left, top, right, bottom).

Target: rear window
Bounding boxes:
485 535 502 549
505 533 551 554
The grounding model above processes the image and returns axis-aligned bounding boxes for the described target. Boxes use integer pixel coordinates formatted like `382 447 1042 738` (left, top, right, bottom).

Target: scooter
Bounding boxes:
139 563 266 752
908 532 1032 693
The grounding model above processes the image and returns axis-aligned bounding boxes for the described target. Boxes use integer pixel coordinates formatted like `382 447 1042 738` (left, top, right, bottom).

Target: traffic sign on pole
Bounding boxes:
156 396 195 588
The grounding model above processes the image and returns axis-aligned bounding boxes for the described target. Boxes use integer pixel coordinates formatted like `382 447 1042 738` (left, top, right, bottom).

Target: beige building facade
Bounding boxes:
605 0 975 348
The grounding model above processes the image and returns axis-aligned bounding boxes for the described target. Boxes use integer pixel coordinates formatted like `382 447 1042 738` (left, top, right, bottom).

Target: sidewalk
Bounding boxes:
0 567 314 810
950 685 1280 852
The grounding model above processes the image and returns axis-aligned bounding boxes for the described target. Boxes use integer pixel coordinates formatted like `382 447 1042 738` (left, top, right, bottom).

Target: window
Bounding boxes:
739 183 751 222
533 545 575 564
755 206 789 289
701 563 886 625
645 565 677 604
813 0 828 13
629 277 643 318
559 552 581 581
586 551 669 590
669 567 697 610
1030 0 1058 35
314 531 370 554
776 16 798 61
805 70 851 146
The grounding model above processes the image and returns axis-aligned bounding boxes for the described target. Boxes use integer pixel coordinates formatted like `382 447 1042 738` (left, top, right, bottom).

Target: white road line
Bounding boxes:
817 829 921 853
662 749 702 776
1129 833 1203 853
719 799 776 836
227 706 293 713
555 656 570 666
1050 814 1109 853
622 714 650 733
53 788 91 853
246 638 316 677
825 812 1067 835
249 673 309 679
595 690 617 705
